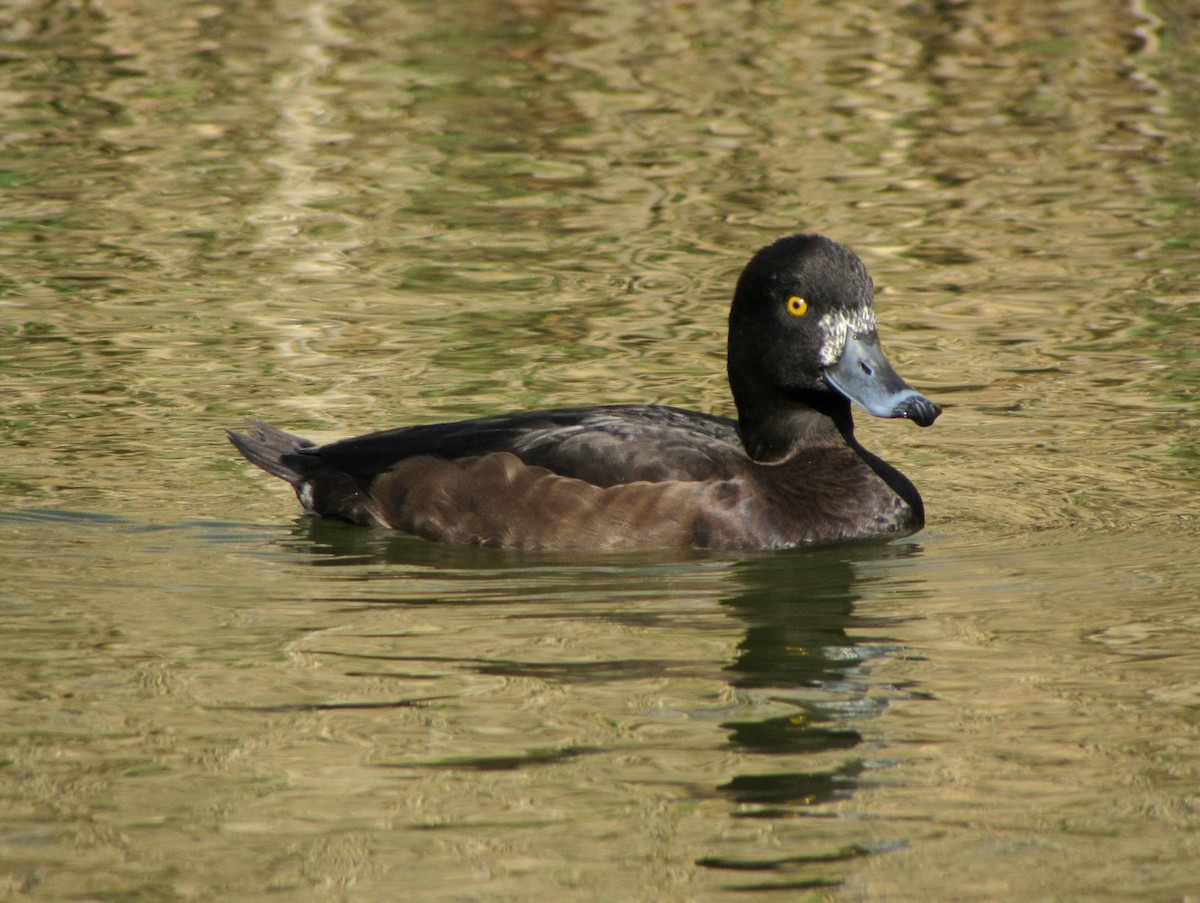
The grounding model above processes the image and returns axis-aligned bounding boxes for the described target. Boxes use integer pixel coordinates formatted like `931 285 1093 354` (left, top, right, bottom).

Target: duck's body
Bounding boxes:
229 234 941 551
230 402 922 550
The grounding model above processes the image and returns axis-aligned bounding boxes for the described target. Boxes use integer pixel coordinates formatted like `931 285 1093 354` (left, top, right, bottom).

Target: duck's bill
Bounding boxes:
824 332 941 427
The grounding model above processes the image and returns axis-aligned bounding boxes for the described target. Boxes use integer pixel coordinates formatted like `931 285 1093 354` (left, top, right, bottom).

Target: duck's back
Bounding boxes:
313 405 745 485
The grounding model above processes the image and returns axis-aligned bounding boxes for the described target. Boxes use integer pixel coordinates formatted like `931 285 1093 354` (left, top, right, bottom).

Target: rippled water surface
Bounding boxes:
2 1 1198 900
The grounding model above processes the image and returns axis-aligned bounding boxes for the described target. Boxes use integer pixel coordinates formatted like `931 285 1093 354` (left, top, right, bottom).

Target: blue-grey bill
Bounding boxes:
824 332 941 427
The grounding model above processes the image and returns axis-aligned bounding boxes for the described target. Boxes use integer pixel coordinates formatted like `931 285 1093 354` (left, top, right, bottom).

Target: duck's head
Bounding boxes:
727 233 941 439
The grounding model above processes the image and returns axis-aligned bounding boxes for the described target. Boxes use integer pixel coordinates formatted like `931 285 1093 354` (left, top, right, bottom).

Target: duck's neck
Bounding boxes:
735 390 856 463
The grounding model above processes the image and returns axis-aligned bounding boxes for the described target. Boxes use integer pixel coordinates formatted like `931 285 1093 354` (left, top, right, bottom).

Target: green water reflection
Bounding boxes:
1 0 1199 900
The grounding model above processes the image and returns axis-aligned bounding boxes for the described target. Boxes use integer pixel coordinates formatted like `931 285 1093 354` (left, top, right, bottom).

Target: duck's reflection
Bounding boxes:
275 518 919 888
722 551 872 776
693 548 919 889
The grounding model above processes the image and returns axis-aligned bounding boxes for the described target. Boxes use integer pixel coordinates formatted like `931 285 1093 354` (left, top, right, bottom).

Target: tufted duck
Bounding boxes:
228 234 941 550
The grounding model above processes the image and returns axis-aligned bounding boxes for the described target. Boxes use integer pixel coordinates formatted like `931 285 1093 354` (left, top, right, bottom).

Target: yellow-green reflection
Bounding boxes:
0 0 1198 900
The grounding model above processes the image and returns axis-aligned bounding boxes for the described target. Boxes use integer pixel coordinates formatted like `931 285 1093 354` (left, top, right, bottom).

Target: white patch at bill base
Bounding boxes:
818 307 877 366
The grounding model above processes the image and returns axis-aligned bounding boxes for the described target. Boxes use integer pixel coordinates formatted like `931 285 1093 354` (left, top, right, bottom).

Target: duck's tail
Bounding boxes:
226 421 317 484
227 421 382 525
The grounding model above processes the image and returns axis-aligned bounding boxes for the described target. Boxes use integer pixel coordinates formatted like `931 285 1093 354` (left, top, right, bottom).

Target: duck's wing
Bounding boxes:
229 407 766 548
305 404 748 486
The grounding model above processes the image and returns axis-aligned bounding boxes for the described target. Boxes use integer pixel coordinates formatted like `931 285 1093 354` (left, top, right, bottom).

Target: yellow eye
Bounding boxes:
786 295 808 317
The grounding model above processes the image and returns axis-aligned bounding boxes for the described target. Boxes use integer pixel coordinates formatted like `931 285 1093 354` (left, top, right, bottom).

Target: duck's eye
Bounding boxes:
786 296 808 317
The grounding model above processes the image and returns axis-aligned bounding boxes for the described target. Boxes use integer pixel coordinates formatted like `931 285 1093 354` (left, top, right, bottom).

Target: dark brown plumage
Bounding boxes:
228 234 941 551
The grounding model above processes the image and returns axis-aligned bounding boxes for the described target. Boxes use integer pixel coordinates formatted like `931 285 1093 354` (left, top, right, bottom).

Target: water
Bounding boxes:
1 0 1198 900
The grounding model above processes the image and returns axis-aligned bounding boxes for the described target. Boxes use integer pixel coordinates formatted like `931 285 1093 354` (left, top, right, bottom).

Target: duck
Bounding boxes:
228 233 941 551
